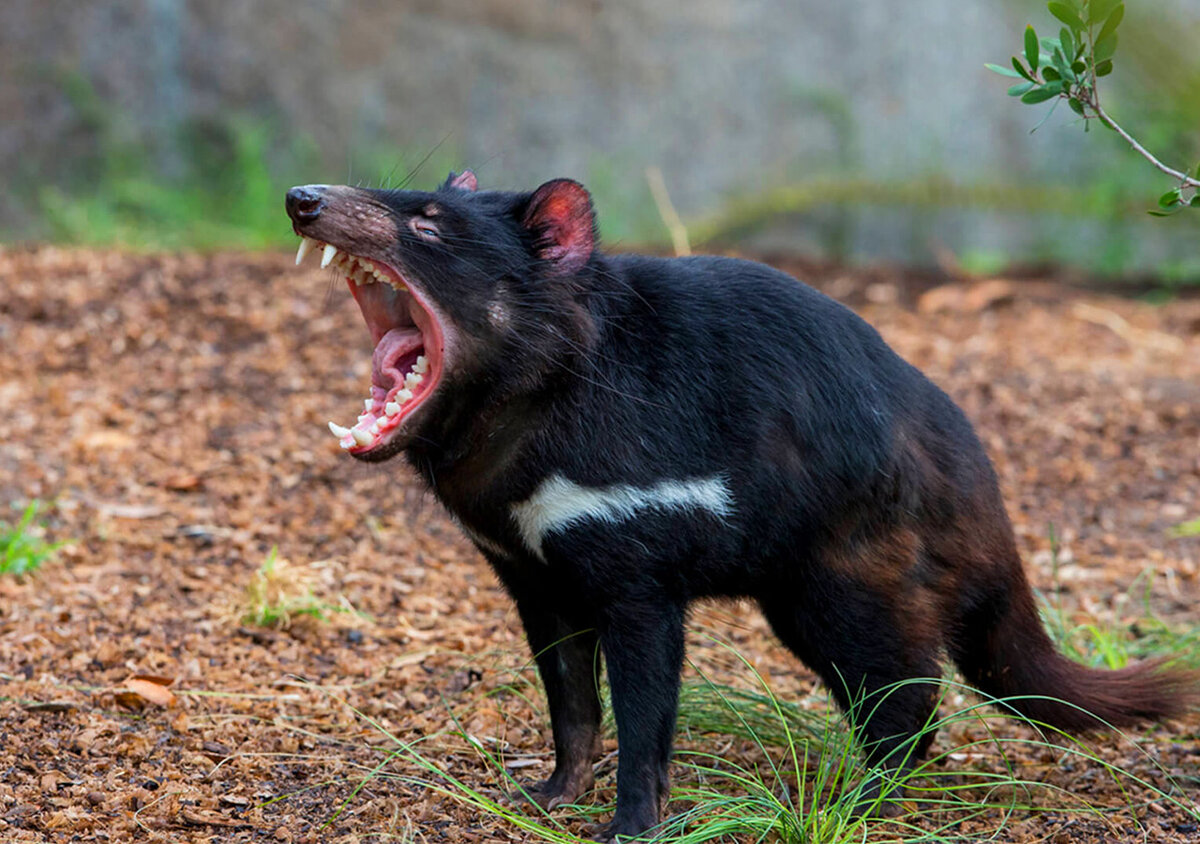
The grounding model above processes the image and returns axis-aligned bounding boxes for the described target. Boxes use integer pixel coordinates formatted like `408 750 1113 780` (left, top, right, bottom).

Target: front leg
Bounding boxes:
592 599 686 842
512 591 603 810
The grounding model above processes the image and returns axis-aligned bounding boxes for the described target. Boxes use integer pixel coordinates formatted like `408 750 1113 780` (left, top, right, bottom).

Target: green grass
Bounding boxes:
0 500 64 577
1170 518 1200 538
308 609 1200 843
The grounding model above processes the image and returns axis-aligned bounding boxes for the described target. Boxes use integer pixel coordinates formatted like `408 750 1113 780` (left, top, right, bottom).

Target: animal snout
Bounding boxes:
285 185 329 224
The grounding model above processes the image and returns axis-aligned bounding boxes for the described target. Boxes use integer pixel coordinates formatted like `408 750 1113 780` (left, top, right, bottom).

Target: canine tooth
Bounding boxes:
414 356 428 373
385 401 401 416
396 388 414 404
364 399 374 411
351 428 372 446
405 373 421 389
328 421 351 438
295 237 316 265
321 244 339 268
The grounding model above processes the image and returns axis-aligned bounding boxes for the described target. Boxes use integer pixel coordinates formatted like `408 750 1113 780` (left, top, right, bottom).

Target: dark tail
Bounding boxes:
948 563 1198 731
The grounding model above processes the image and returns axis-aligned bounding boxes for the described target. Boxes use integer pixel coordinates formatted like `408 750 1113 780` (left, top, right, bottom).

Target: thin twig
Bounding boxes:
1084 97 1200 190
645 166 691 256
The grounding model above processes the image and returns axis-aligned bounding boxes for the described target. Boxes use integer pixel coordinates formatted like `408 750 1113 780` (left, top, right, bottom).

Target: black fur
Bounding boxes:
286 175 1196 842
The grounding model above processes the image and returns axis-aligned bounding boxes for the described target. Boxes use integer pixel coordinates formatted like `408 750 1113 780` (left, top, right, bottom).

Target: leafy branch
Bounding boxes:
987 0 1199 216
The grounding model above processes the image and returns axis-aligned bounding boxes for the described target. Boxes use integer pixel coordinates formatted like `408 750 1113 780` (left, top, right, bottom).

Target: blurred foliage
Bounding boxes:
5 28 1197 282
1 501 63 578
27 71 468 251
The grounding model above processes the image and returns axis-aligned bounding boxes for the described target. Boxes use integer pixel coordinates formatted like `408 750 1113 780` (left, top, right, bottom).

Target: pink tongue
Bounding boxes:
371 327 423 392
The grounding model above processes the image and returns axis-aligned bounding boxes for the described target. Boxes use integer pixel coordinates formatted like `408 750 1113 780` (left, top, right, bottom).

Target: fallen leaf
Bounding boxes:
164 473 203 491
124 676 177 707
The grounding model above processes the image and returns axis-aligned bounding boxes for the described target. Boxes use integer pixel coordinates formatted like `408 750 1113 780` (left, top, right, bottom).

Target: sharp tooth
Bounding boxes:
385 401 401 416
328 421 352 438
413 356 428 373
396 388 414 404
295 238 316 265
364 399 373 412
405 373 421 389
339 440 352 450
351 428 372 446
371 419 383 433
321 244 339 268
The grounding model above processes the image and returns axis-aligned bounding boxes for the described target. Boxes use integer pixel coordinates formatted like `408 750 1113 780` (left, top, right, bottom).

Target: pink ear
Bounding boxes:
444 170 478 192
522 180 595 273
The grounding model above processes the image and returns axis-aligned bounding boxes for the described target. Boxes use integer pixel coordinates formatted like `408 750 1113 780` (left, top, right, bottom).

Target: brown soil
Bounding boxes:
1 247 1198 843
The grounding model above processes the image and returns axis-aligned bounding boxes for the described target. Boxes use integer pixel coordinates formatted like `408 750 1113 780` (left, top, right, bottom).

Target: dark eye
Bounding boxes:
410 218 441 242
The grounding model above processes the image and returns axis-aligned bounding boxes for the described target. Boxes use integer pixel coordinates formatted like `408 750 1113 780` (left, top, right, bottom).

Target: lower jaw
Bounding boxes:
330 354 433 453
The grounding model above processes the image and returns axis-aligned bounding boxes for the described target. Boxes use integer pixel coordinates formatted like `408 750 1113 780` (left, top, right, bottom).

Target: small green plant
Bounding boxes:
1169 517 1200 538
1039 563 1200 670
239 547 354 628
988 0 1200 216
0 500 64 576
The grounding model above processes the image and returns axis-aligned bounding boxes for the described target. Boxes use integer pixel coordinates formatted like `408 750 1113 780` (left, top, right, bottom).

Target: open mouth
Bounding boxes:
295 236 444 455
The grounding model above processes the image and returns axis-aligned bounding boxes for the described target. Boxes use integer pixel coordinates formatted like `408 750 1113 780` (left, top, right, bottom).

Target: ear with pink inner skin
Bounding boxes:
521 179 596 275
443 170 478 191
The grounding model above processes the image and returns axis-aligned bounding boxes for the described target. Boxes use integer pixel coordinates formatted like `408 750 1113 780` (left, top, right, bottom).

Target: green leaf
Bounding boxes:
1071 59 1086 74
1094 32 1118 62
1008 82 1036 97
1191 195 1200 207
1068 97 1086 115
1087 0 1121 26
1052 47 1073 81
1158 189 1183 209
986 62 1023 78
1048 2 1085 30
1095 58 1114 76
1043 80 1065 96
1147 208 1179 217
1097 4 1124 42
1021 87 1059 104
1012 56 1037 82
1025 26 1040 71
1060 27 1075 59
1042 66 1061 81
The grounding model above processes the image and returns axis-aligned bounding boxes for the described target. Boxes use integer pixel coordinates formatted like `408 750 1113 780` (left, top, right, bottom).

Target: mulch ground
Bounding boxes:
1 247 1198 843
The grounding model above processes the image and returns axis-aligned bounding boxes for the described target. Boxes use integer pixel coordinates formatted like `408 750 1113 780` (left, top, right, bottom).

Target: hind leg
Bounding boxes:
759 558 943 811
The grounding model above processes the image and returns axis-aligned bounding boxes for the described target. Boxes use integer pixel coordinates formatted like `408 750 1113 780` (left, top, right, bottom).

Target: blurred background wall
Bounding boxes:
1 0 1197 277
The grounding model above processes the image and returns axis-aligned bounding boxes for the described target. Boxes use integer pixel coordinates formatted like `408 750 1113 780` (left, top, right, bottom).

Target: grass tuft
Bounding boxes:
1169 518 1200 538
0 500 64 577
238 547 359 628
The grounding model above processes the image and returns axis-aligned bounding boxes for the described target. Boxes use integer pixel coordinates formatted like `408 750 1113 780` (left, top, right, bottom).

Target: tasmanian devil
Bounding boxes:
284 171 1195 841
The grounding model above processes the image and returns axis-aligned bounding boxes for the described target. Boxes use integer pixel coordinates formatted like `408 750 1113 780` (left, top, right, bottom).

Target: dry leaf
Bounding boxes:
164 473 203 491
124 676 177 707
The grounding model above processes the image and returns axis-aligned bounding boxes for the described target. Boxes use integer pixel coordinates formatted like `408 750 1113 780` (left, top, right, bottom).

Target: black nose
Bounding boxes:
286 185 328 224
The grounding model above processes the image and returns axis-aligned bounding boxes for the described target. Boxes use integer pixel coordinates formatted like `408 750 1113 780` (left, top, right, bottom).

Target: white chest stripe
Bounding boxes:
511 474 735 560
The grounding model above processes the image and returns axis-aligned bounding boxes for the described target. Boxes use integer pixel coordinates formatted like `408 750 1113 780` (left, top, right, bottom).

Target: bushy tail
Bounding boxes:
948 568 1198 731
